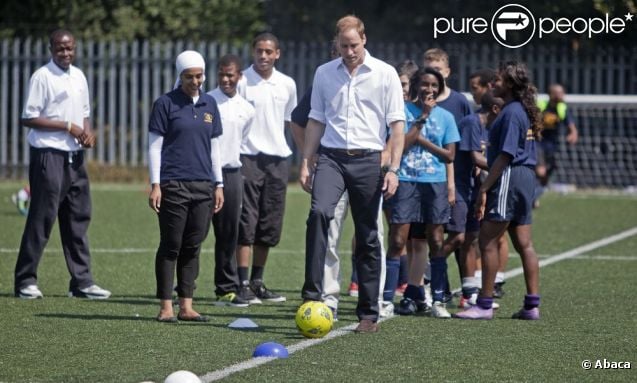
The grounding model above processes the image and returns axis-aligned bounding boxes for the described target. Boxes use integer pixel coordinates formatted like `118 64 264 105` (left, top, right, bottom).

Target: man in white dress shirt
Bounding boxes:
299 16 405 333
236 32 297 304
14 29 110 300
207 54 255 307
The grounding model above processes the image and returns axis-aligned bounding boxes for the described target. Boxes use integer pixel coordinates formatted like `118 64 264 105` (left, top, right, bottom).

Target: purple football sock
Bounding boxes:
477 297 493 310
524 294 541 310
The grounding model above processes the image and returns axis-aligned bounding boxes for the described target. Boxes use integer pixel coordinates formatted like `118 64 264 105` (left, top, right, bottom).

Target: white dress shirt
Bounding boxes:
22 60 90 151
309 50 405 150
237 65 297 157
207 88 255 168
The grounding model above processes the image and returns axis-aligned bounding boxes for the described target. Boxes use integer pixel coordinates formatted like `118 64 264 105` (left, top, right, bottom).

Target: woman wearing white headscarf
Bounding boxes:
148 50 223 322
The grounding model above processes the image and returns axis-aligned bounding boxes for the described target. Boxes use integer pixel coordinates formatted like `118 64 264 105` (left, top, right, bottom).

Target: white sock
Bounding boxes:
461 277 479 289
424 261 431 281
495 272 505 284
475 270 483 288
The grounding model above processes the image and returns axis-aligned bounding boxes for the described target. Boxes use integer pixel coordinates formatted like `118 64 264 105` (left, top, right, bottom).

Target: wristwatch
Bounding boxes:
387 167 399 175
215 182 224 188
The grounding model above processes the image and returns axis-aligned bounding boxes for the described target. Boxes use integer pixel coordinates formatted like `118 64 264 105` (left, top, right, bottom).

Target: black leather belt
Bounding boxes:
321 147 380 157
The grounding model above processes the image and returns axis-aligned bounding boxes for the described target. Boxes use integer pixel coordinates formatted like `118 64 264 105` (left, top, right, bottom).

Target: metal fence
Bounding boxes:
1 38 636 186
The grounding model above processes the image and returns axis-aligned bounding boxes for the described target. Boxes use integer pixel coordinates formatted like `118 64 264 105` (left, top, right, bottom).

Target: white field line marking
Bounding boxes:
199 320 376 382
570 255 637 261
504 226 637 280
197 226 637 383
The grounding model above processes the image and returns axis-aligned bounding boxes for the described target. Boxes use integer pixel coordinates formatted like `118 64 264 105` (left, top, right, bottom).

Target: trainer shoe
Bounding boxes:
454 305 494 320
494 282 506 298
395 297 417 315
68 284 111 299
16 285 43 299
431 301 451 318
424 283 433 308
215 292 249 307
458 293 477 309
459 294 500 309
239 281 262 304
328 306 339 322
415 299 431 314
250 280 286 302
348 282 359 297
395 283 407 297
512 307 540 320
380 301 394 318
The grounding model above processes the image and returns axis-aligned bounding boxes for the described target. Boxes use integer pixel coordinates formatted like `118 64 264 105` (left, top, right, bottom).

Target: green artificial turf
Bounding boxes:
0 183 635 382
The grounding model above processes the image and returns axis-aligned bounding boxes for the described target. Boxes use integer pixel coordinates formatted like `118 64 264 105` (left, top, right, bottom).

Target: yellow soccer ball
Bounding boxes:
295 301 334 338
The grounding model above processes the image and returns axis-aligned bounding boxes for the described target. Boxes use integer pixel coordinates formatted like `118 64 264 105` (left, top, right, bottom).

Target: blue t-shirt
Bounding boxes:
487 101 536 167
398 102 460 183
437 89 473 125
456 113 488 201
149 89 222 182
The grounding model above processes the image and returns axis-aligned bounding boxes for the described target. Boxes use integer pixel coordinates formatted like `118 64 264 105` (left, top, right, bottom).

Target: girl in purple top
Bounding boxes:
455 61 542 320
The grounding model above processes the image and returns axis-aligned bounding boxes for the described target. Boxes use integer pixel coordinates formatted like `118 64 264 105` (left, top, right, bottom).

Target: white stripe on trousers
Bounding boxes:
497 166 512 218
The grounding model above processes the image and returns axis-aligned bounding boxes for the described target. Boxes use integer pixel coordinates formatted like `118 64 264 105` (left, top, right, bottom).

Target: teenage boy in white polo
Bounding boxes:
236 32 297 303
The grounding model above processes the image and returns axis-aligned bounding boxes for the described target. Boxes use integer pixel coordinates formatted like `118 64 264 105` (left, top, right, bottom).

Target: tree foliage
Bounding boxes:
0 0 266 42
0 0 634 46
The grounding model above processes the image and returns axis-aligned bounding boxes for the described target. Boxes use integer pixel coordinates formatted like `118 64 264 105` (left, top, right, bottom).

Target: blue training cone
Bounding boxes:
252 342 289 358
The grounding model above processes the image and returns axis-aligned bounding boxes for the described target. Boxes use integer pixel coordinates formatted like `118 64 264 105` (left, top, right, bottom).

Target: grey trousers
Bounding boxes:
303 149 384 321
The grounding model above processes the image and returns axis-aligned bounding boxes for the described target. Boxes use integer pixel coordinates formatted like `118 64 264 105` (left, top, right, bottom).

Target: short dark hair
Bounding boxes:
480 91 504 111
469 68 497 87
49 29 74 47
410 66 446 100
218 54 243 70
395 59 419 78
252 32 279 49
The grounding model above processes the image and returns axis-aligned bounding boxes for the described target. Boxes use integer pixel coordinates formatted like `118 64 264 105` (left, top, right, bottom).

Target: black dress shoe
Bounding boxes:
354 319 379 333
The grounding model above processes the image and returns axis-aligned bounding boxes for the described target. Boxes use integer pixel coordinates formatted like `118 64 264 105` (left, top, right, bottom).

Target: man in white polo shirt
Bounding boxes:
236 32 297 304
207 54 255 307
14 29 110 300
299 15 405 333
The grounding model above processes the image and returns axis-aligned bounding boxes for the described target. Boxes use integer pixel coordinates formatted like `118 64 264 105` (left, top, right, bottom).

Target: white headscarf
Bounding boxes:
174 50 206 89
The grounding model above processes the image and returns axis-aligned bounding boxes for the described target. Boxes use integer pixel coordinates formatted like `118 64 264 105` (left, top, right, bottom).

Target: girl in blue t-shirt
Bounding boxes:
388 67 460 317
456 61 542 320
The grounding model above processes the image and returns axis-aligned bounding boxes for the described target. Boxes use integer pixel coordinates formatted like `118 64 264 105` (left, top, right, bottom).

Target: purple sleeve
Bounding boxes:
211 99 223 139
291 87 312 128
149 97 168 136
497 111 522 157
459 116 482 152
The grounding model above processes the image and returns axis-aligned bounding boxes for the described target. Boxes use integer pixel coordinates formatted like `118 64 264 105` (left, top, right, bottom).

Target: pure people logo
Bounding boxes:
491 4 535 48
434 3 634 48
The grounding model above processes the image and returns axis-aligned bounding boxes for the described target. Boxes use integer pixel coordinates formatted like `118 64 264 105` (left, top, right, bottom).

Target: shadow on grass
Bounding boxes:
95 296 158 306
35 313 156 321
